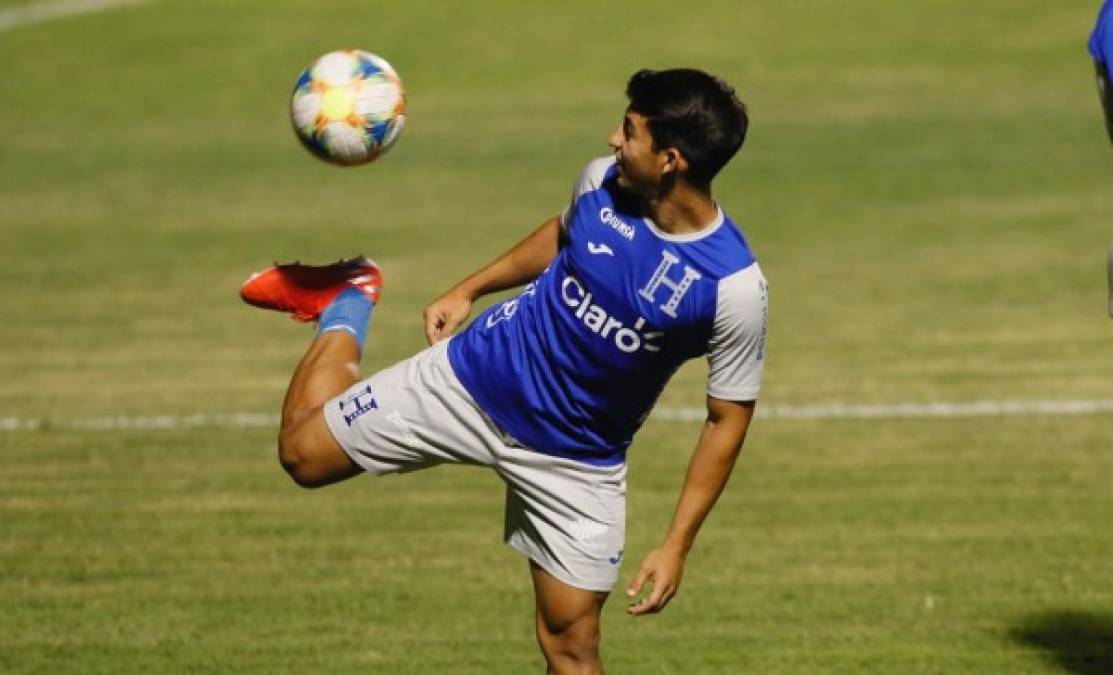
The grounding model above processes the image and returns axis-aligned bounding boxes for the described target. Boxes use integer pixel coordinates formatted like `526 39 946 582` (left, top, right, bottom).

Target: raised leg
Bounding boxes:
240 257 380 488
277 330 363 488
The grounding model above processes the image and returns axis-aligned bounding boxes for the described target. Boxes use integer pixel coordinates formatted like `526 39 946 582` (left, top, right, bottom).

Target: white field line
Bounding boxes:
0 412 281 432
3 399 1113 432
655 399 1113 422
0 0 146 33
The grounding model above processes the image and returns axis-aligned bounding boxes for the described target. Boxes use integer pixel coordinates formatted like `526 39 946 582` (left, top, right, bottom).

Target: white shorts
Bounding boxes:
323 339 627 592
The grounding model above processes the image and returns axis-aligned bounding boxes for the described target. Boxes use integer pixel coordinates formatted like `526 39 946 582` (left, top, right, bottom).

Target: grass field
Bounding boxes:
2 0 1113 672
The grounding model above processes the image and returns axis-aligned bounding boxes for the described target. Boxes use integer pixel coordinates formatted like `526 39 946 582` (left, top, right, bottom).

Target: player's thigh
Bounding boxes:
322 340 501 474
501 449 627 593
531 560 608 641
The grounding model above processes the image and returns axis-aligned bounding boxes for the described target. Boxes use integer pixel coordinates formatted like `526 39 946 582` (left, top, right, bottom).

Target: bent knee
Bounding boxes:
277 426 338 489
277 412 359 489
278 431 321 488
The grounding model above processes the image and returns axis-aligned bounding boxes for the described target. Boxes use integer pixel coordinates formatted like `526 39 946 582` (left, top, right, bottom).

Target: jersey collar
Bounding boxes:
641 205 725 243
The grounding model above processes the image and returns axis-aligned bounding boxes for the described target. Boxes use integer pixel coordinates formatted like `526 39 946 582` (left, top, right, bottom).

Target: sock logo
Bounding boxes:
338 384 378 426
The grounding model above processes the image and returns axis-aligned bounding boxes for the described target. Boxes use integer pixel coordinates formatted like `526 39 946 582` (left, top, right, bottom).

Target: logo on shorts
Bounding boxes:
569 518 608 544
338 384 378 427
608 549 624 565
385 410 420 445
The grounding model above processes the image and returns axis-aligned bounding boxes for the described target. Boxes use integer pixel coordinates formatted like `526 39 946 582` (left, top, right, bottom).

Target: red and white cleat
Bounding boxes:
240 256 382 322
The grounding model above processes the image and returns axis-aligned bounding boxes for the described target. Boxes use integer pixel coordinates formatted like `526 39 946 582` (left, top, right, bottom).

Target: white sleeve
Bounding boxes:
560 156 616 230
707 264 768 402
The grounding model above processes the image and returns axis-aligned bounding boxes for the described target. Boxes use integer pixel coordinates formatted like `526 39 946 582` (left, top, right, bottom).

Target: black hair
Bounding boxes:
625 68 748 185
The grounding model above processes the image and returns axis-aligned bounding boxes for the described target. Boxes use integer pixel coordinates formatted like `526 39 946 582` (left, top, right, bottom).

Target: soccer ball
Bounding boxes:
290 50 407 166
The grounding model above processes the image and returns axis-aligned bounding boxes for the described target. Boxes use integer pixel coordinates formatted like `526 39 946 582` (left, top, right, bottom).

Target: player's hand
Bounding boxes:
625 546 686 616
423 289 473 345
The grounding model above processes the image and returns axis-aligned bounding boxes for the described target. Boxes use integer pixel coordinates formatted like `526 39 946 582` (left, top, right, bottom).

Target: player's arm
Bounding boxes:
424 215 562 344
626 395 755 616
1096 61 1113 143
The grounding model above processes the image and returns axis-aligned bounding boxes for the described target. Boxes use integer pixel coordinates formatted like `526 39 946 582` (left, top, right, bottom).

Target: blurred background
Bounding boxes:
1 1 1111 672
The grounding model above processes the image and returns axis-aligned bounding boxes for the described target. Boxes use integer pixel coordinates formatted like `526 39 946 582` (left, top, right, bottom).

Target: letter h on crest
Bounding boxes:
638 250 702 318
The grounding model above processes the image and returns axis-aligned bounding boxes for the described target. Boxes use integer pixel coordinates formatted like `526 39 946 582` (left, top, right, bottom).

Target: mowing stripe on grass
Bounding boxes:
0 0 146 32
3 398 1113 432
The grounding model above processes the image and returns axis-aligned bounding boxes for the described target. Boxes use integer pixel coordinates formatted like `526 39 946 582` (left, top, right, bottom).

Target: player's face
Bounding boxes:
608 110 668 195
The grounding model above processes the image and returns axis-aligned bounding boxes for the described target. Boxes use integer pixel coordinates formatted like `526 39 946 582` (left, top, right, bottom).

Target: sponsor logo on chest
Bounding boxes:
599 207 635 240
561 275 662 353
559 250 704 354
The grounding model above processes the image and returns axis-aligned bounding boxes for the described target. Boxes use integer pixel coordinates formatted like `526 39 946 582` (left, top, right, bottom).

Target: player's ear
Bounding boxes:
661 148 687 175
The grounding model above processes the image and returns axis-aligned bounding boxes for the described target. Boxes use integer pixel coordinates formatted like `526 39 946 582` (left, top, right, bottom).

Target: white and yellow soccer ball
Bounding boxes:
290 50 406 166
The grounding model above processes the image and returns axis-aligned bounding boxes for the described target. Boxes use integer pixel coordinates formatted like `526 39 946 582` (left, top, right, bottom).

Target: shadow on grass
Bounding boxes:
1010 610 1113 675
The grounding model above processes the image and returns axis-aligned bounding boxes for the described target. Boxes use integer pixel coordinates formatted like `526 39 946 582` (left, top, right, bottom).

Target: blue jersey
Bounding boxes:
448 158 768 466
1091 0 1113 65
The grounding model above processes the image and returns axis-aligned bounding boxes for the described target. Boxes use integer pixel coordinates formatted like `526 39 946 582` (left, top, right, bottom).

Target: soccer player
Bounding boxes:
242 68 767 673
1091 0 1113 315
1092 0 1113 143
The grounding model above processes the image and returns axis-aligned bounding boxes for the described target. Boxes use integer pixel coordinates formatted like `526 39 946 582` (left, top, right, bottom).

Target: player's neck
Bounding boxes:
643 181 718 236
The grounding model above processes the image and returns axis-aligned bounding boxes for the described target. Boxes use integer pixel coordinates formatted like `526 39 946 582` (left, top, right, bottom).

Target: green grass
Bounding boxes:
2 0 1112 672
